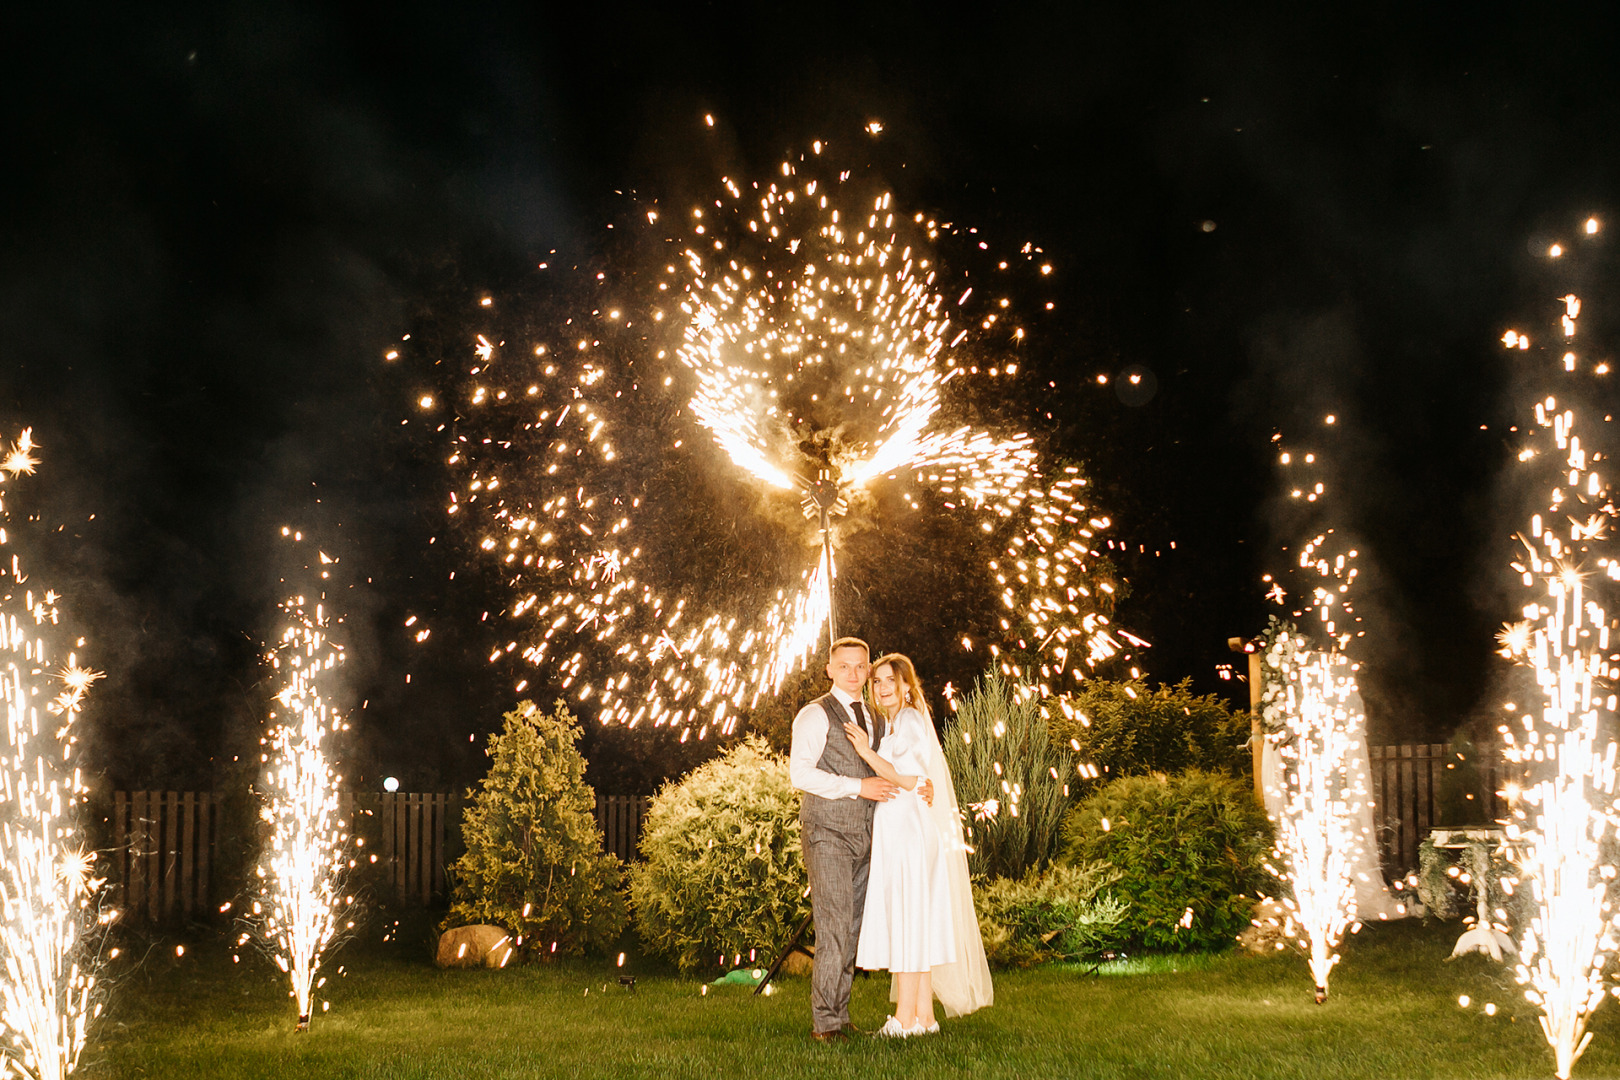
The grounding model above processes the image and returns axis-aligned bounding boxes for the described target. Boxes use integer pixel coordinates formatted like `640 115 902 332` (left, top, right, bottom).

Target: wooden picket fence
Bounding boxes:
1367 743 1511 875
351 792 460 906
105 790 650 925
109 791 224 925
597 794 651 862
104 749 1476 925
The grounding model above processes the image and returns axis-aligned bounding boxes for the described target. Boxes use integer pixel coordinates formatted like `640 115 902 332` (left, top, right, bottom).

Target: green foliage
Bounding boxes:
1415 838 1526 929
1045 678 1251 791
445 700 627 957
629 737 810 973
974 862 1129 968
1415 839 1459 920
1257 615 1302 733
944 673 1072 879
1061 770 1273 953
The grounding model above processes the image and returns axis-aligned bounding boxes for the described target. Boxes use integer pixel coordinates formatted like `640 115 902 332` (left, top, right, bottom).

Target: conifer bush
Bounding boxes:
444 700 627 958
629 737 808 972
1061 770 1272 953
943 673 1071 879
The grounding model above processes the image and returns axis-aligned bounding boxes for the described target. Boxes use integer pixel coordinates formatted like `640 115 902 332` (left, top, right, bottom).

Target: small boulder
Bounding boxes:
779 947 813 978
436 924 515 969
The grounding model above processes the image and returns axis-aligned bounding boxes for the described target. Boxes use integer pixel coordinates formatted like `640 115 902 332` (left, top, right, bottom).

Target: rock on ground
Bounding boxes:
780 947 813 977
436 924 516 969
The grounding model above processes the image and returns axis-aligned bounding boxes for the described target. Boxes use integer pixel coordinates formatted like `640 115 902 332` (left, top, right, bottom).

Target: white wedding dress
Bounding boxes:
855 706 993 1017
856 706 956 971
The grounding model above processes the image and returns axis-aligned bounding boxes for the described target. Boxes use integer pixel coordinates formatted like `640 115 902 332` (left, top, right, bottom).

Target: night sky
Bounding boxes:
4 3 1619 793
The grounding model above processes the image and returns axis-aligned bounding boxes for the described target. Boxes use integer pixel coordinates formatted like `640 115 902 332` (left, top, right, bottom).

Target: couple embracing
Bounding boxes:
789 636 993 1042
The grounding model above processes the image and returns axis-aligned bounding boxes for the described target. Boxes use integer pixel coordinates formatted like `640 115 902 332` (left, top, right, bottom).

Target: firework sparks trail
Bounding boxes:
1495 277 1620 1079
425 141 1131 738
251 573 352 1031
1261 630 1365 1002
0 430 110 1080
1257 437 1375 1003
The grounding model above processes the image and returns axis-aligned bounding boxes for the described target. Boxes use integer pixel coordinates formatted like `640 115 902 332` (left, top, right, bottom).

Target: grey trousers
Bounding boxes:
802 820 872 1033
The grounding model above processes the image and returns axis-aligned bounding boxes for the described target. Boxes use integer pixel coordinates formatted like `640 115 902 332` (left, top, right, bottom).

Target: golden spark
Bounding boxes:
250 581 353 1030
1 429 38 477
1259 442 1376 1003
1497 288 1620 1079
1497 620 1532 659
0 431 109 1079
429 144 1132 741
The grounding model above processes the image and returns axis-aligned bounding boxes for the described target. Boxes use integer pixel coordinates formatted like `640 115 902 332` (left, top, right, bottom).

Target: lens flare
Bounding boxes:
0 430 110 1080
250 569 353 1030
426 145 1131 739
1497 288 1620 1080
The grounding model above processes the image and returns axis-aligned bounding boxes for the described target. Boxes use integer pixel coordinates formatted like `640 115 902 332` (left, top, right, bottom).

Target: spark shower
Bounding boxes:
414 137 1140 740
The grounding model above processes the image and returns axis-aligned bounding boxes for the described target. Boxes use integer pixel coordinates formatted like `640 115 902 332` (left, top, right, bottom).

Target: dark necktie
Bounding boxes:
850 700 868 741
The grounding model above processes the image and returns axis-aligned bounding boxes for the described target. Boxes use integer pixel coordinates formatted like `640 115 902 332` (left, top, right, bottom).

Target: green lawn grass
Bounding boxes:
89 918 1620 1079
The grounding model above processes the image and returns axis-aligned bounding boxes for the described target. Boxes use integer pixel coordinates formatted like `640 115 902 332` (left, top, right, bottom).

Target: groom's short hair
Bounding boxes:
828 636 869 661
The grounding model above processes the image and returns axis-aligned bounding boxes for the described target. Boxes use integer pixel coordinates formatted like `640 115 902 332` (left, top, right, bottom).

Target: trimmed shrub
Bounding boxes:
1045 678 1251 791
444 700 627 958
974 862 1128 968
629 737 810 973
944 673 1072 880
1060 770 1272 953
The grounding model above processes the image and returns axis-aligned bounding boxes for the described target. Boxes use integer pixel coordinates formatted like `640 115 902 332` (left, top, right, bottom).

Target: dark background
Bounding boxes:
3 2 1617 793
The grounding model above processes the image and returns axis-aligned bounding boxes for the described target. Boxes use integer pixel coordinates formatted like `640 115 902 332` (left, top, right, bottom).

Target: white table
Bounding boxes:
1428 827 1516 962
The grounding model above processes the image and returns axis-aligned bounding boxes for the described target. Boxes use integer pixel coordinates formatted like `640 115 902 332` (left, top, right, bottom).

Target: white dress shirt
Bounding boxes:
789 687 873 801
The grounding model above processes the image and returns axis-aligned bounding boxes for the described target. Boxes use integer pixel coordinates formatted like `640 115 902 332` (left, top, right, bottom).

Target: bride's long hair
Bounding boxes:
868 652 929 721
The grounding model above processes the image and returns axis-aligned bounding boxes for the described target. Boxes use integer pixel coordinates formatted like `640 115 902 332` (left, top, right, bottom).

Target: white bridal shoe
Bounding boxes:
878 1016 909 1038
908 1019 940 1036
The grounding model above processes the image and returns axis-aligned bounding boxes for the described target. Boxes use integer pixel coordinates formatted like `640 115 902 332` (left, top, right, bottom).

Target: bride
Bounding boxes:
842 652 992 1036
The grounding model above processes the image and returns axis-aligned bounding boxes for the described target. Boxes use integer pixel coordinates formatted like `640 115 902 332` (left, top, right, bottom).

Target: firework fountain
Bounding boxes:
0 429 108 1080
251 554 352 1031
1258 434 1376 1003
1495 265 1620 1078
416 136 1139 738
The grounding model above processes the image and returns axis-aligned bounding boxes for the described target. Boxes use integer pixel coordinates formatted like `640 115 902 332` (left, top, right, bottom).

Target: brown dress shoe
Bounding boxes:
811 1029 846 1044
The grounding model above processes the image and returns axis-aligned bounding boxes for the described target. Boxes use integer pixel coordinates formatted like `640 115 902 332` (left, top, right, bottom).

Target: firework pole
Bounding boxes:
798 468 847 651
751 469 847 994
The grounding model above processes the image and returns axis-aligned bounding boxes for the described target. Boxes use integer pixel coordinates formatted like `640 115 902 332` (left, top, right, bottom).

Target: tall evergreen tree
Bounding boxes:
445 700 626 957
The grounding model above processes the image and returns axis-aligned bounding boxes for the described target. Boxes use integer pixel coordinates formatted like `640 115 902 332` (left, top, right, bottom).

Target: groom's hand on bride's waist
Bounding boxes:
917 777 934 806
859 776 898 802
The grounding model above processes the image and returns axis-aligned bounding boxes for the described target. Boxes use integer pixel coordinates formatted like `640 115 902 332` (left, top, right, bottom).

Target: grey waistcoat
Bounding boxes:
800 693 885 833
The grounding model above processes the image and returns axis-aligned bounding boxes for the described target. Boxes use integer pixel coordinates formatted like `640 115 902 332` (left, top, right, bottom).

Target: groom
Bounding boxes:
790 636 892 1042
790 636 933 1042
